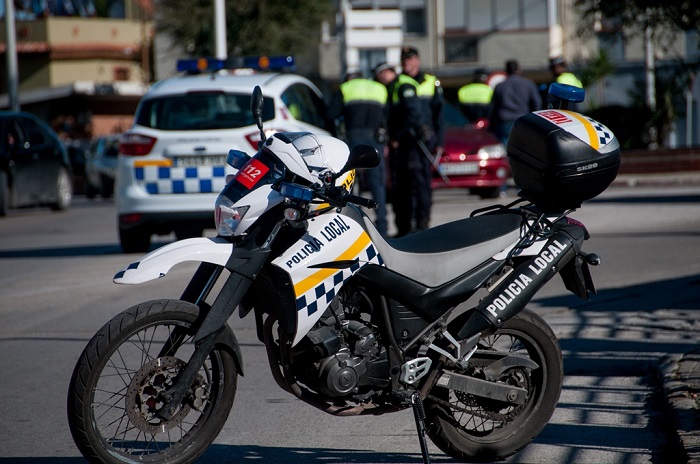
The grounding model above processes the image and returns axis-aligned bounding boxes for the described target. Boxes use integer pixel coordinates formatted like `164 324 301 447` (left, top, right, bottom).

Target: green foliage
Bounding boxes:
155 0 333 58
628 66 695 148
574 0 700 50
578 50 616 88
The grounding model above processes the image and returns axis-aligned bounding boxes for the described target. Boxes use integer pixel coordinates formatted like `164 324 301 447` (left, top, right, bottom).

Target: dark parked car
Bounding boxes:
0 111 73 216
85 134 120 198
433 102 509 199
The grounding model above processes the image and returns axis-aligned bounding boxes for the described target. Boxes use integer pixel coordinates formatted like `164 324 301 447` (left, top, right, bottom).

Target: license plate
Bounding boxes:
438 162 479 175
174 155 227 167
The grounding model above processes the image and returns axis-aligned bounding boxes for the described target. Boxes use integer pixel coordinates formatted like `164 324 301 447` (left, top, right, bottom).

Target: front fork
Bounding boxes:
158 222 283 420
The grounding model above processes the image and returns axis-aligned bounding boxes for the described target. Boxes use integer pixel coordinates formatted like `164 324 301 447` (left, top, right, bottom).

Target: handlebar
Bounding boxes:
319 186 377 210
343 193 378 209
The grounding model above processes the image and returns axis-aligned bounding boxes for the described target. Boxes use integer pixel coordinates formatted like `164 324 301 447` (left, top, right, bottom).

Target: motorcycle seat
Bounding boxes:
364 212 522 287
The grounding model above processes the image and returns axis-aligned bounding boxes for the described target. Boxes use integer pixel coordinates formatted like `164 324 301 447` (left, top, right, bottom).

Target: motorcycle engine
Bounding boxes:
297 300 389 398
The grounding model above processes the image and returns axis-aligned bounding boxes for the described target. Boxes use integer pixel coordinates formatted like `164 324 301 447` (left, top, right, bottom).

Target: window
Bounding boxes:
360 49 387 76
347 0 427 36
495 0 519 31
445 37 479 63
444 0 465 29
135 93 275 131
467 2 491 32
444 0 548 63
405 7 426 35
281 84 327 130
19 117 46 145
444 0 548 32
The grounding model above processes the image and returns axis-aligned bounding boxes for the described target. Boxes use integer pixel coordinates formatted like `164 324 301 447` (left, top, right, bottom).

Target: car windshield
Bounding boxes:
135 92 275 131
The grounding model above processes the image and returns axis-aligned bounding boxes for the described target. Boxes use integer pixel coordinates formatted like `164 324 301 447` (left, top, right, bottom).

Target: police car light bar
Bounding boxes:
242 56 296 72
177 58 226 73
177 56 296 74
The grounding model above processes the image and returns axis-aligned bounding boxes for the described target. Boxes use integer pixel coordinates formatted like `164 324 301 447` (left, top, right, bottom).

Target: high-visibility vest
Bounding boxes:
458 82 493 105
340 78 388 105
392 74 420 105
556 72 583 88
416 73 439 98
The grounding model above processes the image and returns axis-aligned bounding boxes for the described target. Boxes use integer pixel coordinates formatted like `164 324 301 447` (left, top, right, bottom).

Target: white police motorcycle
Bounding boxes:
67 84 620 463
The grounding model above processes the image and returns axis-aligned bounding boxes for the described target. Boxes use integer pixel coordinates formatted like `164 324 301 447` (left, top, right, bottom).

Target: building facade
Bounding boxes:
321 0 700 147
0 3 152 137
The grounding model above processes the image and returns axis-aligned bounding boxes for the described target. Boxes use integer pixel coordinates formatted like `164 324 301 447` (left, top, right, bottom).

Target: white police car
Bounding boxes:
116 58 332 253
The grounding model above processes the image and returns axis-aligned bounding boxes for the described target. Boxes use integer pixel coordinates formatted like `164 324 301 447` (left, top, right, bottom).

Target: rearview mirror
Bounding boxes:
250 86 265 146
337 144 380 178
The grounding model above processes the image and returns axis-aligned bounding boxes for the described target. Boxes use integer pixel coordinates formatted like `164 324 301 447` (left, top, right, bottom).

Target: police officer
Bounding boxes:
326 68 389 236
400 46 444 155
374 62 434 237
549 56 583 88
546 56 583 109
458 69 493 122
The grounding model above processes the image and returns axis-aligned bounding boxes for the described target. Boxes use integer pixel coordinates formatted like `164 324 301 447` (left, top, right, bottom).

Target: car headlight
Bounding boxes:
477 143 506 160
214 196 249 236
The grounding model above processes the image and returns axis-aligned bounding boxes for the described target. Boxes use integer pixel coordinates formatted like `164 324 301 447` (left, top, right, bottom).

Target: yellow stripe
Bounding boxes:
293 232 371 297
562 110 599 150
134 159 173 167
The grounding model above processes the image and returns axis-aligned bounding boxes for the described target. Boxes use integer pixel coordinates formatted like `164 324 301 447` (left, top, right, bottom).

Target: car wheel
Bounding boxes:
50 167 72 211
119 227 152 254
85 181 99 199
0 171 9 216
472 187 501 199
100 174 114 198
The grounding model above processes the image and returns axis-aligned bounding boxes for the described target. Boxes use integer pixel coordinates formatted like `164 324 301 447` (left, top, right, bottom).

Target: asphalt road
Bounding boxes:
1 184 699 463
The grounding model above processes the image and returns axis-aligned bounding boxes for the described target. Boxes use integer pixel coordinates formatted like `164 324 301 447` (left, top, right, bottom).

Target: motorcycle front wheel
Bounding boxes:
67 299 238 464
425 308 563 462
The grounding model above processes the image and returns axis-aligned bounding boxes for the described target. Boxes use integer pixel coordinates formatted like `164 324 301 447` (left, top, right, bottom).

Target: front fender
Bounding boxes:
114 237 234 285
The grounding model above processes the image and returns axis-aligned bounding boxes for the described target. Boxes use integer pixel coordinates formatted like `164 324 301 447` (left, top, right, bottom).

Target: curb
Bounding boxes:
659 353 700 464
613 172 700 188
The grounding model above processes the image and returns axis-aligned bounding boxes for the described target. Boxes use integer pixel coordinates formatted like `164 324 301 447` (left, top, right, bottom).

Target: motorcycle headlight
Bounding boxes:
214 196 249 236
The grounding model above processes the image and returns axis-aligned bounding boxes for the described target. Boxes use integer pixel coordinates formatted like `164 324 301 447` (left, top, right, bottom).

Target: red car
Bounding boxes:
432 103 509 199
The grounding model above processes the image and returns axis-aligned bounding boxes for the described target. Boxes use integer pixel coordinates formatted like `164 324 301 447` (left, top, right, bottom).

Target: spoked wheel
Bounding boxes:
425 309 563 462
67 299 238 464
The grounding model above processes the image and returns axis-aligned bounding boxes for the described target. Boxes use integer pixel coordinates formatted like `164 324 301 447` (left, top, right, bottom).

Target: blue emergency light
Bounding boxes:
279 182 314 202
177 56 296 74
242 56 296 72
177 58 226 73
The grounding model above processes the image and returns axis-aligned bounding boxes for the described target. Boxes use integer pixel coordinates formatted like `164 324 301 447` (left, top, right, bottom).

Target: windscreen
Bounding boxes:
135 92 275 131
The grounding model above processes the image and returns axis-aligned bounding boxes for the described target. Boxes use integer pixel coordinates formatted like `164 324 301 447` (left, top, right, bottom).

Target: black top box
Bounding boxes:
507 110 621 212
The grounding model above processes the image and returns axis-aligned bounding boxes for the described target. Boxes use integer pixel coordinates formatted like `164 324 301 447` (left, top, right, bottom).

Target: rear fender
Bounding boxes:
114 237 234 285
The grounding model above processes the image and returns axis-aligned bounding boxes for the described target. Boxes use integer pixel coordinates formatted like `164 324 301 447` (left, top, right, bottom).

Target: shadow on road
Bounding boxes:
196 445 458 463
588 193 700 204
0 446 459 464
0 244 123 258
0 241 180 258
537 273 700 372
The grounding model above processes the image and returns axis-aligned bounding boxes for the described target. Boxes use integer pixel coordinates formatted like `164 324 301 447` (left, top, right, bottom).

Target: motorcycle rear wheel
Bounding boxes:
425 308 563 462
67 299 237 464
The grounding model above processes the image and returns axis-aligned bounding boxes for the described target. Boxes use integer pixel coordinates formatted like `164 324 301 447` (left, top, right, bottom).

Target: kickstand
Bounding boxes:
411 391 431 464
